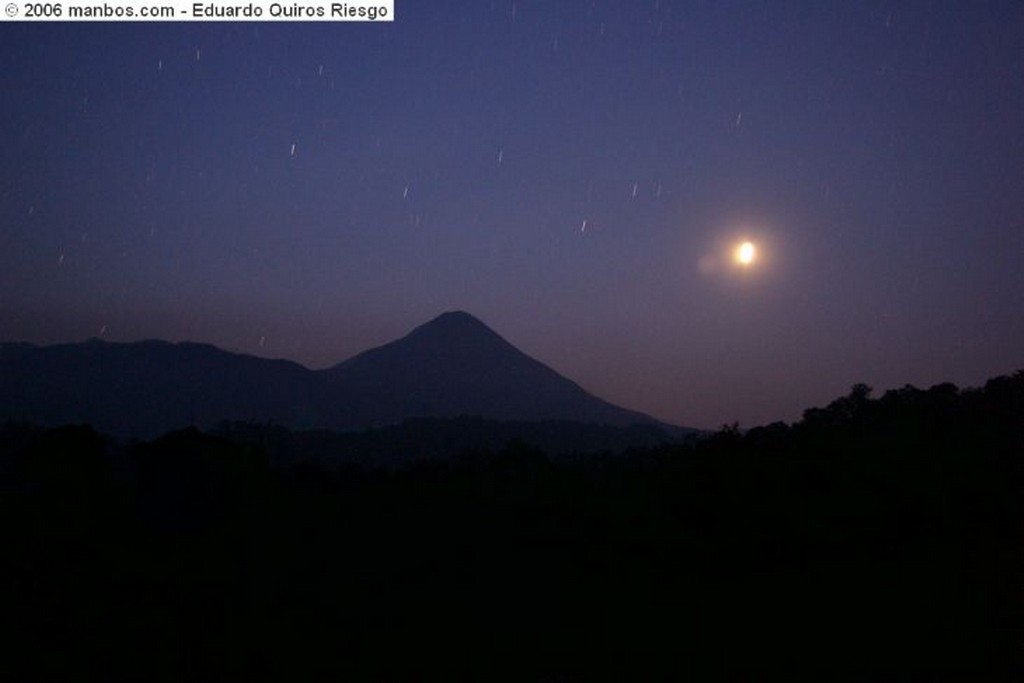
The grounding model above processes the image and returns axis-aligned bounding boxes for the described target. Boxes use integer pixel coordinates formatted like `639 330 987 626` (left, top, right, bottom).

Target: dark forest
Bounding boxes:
1 371 1022 680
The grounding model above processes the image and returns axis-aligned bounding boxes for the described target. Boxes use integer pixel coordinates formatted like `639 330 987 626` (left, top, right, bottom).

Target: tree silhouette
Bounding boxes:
1 370 1022 679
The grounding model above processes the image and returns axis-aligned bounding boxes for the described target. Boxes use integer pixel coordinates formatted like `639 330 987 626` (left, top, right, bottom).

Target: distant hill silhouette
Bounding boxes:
0 312 685 438
0 339 335 437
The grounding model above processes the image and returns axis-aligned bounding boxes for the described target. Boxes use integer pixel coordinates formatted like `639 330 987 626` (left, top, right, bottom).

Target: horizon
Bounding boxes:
4 307 1019 432
3 4 1023 428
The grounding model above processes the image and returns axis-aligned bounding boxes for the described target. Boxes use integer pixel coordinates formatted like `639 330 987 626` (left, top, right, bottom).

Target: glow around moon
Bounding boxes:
697 232 772 278
735 241 757 266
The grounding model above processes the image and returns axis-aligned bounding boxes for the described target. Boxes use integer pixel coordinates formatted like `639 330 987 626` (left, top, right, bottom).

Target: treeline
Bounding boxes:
0 372 1021 680
211 415 686 468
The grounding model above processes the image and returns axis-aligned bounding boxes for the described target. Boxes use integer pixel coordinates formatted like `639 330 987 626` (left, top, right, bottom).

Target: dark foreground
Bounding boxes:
1 373 1022 680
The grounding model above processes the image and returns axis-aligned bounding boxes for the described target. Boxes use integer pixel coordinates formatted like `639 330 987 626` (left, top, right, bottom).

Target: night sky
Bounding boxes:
2 2 1023 429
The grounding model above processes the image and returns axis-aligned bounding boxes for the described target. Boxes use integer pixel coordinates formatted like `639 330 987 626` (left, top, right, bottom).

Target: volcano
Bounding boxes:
324 311 661 428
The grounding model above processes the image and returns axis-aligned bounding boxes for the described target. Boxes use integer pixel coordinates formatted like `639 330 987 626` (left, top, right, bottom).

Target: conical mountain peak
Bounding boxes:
431 310 483 325
329 310 519 377
323 311 662 428
408 310 501 341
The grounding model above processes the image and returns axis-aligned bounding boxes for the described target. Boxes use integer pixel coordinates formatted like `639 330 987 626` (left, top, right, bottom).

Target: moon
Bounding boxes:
735 241 756 266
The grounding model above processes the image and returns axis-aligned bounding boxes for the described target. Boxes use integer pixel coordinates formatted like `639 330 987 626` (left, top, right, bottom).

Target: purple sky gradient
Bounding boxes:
2 2 1023 428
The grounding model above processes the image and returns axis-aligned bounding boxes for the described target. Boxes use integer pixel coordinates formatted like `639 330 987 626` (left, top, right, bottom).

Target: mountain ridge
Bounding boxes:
0 311 688 439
